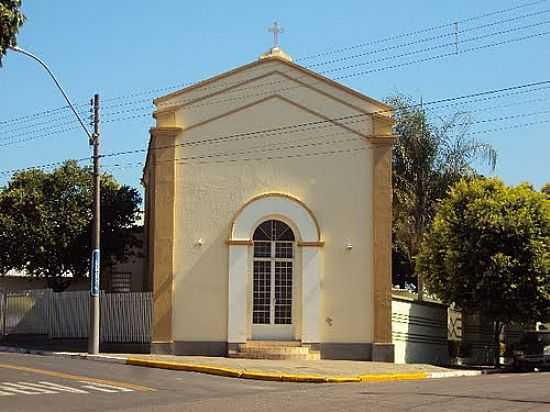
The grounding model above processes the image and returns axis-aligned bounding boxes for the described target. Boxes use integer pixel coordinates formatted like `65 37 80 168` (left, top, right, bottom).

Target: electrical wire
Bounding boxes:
3 10 549 142
297 0 550 61
3 0 547 129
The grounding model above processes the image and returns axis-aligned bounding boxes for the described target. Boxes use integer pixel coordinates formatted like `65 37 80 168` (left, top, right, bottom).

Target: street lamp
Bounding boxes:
8 45 101 355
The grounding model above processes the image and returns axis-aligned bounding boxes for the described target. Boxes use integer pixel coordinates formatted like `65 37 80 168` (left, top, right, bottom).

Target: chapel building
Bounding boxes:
142 44 395 361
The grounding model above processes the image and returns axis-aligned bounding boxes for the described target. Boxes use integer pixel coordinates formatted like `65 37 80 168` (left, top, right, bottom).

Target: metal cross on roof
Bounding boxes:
268 21 284 48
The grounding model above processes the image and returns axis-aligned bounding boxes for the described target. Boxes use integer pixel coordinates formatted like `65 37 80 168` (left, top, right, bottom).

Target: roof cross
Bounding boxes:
268 21 284 48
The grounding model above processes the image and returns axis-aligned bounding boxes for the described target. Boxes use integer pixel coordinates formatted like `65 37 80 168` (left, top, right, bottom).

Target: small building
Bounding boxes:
142 44 395 360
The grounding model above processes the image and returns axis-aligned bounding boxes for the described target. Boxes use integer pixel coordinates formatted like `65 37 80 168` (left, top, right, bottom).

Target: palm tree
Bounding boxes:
389 95 497 299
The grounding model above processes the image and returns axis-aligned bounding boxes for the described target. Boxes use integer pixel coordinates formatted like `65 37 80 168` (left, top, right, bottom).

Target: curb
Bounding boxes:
428 370 482 378
127 357 477 384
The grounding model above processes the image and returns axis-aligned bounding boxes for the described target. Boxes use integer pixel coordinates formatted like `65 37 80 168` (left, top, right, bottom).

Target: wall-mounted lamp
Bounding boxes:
345 243 353 250
196 238 204 247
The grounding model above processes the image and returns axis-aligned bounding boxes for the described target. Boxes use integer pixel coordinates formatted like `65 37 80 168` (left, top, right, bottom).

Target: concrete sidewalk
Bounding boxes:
127 354 453 375
126 354 485 383
0 345 483 383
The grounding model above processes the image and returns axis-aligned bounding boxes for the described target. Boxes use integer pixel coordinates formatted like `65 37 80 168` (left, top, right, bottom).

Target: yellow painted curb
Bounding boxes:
127 358 243 378
240 371 285 381
126 358 429 384
359 372 429 382
326 376 362 383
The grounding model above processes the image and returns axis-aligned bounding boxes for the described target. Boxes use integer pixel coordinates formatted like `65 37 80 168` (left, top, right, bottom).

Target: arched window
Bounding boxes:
252 220 294 326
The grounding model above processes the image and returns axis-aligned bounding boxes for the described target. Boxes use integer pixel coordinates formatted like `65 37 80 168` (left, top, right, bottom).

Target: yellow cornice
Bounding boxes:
150 127 183 138
225 240 254 246
143 127 183 174
367 135 397 145
297 241 325 247
372 113 394 123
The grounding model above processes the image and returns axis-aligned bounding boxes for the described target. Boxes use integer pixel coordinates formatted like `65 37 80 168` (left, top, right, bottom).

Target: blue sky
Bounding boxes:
1 0 549 192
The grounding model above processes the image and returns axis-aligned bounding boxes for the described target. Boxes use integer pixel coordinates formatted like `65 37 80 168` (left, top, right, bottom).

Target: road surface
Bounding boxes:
0 352 549 411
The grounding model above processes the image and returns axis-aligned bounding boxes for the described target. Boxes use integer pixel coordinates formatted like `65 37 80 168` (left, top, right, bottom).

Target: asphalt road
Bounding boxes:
0 352 549 411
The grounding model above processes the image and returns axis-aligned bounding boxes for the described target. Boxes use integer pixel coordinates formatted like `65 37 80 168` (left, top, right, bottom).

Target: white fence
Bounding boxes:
0 289 152 344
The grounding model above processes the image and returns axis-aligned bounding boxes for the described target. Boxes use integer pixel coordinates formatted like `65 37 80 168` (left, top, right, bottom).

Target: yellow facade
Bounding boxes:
143 55 395 360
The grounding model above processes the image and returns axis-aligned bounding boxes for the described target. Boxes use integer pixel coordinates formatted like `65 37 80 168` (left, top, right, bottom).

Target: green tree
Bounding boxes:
0 161 142 289
417 178 550 364
542 182 550 200
389 95 497 294
0 0 25 65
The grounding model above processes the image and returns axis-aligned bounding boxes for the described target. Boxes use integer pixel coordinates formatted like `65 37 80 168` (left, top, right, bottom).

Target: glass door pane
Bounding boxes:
253 260 271 324
274 261 292 324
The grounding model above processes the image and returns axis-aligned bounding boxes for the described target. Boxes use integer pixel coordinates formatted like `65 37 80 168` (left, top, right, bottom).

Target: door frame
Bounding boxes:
250 236 295 340
227 193 322 345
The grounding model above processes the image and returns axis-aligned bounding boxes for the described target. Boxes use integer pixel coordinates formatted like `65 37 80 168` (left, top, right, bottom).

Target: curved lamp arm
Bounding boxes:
8 45 94 142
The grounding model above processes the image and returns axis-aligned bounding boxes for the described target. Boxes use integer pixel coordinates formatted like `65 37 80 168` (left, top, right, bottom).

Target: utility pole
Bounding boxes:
89 94 101 355
7 45 100 354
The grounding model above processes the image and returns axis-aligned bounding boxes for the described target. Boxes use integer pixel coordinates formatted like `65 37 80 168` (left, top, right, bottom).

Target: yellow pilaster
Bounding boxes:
149 126 182 344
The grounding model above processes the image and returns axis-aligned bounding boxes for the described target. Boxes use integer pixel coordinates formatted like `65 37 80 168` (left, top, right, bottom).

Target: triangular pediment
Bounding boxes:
154 57 391 114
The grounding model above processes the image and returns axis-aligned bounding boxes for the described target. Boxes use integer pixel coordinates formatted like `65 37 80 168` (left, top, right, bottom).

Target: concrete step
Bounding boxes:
228 341 320 360
243 340 302 347
229 351 320 360
237 348 310 356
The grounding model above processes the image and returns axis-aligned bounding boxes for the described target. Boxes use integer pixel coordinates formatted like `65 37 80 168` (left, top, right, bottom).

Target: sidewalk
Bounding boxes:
0 345 484 384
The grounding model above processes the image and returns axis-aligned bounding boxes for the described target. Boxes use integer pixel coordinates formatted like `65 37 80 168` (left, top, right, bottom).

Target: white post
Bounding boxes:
302 246 321 344
228 244 249 343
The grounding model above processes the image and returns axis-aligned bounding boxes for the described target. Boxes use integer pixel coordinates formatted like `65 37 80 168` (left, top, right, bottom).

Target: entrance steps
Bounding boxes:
228 341 320 360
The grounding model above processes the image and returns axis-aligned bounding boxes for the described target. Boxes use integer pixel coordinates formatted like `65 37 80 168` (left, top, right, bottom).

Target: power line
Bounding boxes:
0 125 81 148
340 29 550 79
97 4 550 107
0 157 91 176
93 81 550 163
462 118 550 137
97 28 550 122
2 113 549 177
2 78 549 153
321 19 550 75
98 115 550 172
0 101 90 127
0 117 86 142
307 8 550 69
3 0 548 133
296 0 550 62
0 108 90 136
122 26 550 116
98 1 550 105
3 7 548 136
84 23 550 125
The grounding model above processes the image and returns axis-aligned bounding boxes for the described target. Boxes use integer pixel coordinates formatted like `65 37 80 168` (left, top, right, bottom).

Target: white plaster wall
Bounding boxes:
392 298 449 364
227 244 248 342
162 60 378 344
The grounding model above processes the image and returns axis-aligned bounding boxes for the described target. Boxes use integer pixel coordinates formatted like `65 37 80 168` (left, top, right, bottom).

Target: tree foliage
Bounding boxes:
0 161 142 283
417 178 550 329
389 95 497 288
0 0 25 65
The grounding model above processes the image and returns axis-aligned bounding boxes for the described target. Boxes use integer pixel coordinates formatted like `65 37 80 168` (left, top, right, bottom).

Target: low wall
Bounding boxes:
392 296 449 365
